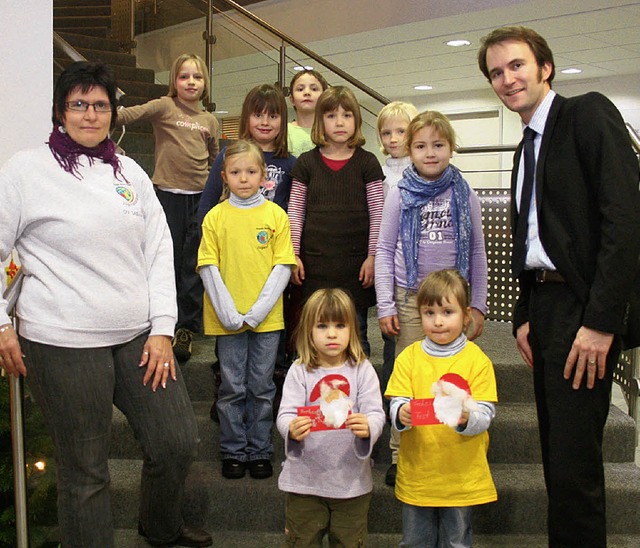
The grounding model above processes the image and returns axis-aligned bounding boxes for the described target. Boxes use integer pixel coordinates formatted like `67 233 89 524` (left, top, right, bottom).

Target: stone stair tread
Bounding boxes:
108 459 640 535
110 398 637 464
57 31 123 53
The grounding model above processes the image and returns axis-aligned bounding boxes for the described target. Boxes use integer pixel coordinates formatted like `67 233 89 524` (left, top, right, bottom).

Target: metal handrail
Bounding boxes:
626 122 640 155
204 0 389 106
3 269 27 548
53 32 126 100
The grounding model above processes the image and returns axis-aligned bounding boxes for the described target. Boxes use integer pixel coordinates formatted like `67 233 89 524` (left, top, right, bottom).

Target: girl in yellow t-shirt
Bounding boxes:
385 269 498 547
197 140 296 481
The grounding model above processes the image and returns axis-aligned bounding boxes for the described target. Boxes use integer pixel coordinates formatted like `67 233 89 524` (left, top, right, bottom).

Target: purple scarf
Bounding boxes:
47 124 125 181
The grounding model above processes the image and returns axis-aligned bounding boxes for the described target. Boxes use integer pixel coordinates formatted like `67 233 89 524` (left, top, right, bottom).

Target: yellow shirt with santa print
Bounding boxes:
385 340 498 507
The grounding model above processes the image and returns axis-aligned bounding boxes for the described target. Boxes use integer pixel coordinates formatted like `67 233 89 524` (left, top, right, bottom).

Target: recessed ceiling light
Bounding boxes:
445 39 471 47
561 68 582 74
293 65 314 71
414 85 433 91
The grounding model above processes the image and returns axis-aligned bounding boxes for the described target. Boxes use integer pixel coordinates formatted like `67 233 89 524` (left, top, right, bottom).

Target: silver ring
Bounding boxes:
143 351 149 355
163 362 170 368
588 360 596 365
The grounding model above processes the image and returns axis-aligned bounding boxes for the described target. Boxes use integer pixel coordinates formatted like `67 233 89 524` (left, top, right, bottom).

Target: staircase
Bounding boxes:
53 0 167 176
49 4 640 546
100 319 640 547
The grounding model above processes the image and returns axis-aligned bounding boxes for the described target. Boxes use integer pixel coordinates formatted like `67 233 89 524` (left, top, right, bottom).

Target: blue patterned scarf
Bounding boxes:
398 164 471 287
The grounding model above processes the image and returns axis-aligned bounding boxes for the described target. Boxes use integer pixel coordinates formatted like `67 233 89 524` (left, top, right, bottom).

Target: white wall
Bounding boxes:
0 1 52 277
0 1 52 164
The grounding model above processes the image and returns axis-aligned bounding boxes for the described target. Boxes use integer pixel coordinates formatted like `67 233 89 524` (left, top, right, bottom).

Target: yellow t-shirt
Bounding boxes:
385 341 498 507
198 200 296 335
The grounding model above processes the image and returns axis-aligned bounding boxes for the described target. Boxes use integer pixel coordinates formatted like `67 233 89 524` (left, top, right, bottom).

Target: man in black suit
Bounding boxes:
478 26 640 547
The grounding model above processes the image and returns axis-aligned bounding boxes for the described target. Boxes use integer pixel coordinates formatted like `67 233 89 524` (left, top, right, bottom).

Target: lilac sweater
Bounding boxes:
375 184 487 319
277 359 385 498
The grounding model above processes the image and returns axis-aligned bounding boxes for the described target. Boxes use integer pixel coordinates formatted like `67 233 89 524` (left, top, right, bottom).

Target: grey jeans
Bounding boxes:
21 332 199 548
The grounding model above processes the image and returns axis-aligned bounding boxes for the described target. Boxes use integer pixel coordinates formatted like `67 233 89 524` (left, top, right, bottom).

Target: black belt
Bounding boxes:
532 269 566 283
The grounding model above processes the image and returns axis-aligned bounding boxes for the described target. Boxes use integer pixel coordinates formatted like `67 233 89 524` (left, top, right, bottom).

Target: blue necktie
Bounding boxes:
512 127 536 276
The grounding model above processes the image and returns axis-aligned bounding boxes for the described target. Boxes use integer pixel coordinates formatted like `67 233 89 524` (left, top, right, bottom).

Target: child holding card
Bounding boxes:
276 288 385 547
385 269 497 547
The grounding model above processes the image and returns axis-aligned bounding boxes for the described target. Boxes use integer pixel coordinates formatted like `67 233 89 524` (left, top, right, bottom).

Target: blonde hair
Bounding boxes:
219 140 266 201
376 101 419 155
167 53 210 104
295 288 366 370
239 84 289 158
417 269 470 311
406 110 457 152
311 86 365 148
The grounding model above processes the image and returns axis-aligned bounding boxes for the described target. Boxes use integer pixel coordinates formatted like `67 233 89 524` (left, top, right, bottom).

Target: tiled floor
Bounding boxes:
611 383 640 465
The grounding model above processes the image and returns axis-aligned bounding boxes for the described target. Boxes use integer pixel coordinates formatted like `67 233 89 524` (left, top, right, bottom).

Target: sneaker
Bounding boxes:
385 463 397 486
173 328 193 363
222 458 246 479
249 459 273 479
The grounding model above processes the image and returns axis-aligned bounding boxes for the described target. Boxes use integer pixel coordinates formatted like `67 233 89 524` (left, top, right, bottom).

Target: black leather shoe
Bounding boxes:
249 459 273 479
138 523 213 547
385 463 397 486
222 458 246 479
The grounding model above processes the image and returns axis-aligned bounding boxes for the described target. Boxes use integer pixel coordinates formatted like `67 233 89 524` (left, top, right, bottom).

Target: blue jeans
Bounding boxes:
216 330 279 461
21 332 199 548
400 504 472 548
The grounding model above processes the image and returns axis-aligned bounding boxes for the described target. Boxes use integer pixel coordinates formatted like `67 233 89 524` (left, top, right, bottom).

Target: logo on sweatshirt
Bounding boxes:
115 185 137 205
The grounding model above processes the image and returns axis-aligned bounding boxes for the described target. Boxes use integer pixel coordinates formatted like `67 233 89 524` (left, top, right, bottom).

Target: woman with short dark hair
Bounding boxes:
0 61 211 548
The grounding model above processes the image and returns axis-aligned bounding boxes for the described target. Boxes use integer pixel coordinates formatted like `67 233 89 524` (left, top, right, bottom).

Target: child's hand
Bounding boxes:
379 315 400 336
289 416 312 441
457 407 470 428
345 413 370 438
292 256 305 286
399 403 412 427
359 255 375 288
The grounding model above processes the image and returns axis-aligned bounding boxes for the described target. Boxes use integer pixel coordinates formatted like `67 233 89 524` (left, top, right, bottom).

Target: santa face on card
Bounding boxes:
298 374 353 430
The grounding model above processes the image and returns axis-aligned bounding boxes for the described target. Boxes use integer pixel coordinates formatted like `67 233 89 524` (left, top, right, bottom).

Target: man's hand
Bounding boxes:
516 322 533 368
564 326 613 389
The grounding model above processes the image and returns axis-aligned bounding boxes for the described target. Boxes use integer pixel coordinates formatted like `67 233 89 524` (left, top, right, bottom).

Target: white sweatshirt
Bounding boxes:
0 146 176 347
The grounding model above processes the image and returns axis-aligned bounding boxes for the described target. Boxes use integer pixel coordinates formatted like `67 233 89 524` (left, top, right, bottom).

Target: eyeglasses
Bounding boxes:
65 100 112 113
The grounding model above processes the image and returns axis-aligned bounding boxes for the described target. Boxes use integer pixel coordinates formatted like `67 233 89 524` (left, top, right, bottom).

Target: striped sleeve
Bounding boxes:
288 180 307 255
366 178 384 256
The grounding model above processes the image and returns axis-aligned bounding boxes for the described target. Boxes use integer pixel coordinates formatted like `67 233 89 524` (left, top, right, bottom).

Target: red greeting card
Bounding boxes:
410 398 439 426
297 405 350 431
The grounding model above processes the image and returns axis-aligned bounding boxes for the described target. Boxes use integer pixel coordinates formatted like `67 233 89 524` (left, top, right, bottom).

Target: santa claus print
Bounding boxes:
310 374 353 429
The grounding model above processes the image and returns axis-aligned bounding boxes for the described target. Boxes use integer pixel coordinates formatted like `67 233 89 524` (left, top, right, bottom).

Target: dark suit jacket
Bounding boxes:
511 92 640 337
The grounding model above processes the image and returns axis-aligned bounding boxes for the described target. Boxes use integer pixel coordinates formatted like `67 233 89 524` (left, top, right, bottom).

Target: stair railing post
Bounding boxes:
10 371 28 548
278 44 286 91
204 0 216 112
4 270 27 547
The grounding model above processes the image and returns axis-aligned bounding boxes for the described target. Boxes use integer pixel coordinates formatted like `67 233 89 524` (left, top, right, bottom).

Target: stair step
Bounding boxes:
117 80 167 100
107 460 640 535
60 46 136 67
110 398 637 465
54 26 111 38
54 6 110 17
54 0 110 6
53 15 111 30
57 31 122 53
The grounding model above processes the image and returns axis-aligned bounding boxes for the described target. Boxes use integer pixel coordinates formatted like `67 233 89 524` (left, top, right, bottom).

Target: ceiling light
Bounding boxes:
293 65 314 71
561 68 582 74
215 110 229 114
414 85 433 91
445 39 471 47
